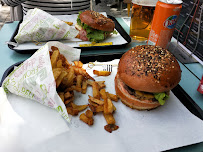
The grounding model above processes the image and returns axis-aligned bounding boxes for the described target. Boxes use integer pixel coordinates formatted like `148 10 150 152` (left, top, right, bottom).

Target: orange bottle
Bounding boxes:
147 0 182 49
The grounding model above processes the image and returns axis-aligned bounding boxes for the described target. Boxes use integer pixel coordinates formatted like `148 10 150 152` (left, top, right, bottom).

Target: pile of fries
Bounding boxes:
50 46 119 133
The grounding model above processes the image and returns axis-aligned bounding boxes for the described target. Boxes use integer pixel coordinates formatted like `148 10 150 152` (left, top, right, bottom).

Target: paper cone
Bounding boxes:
2 41 81 122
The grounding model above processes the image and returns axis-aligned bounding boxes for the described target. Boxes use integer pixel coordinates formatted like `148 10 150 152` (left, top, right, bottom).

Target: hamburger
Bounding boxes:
76 10 117 42
115 45 181 110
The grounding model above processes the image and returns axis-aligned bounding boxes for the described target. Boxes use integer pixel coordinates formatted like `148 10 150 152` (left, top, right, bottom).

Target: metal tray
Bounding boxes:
8 15 131 54
1 53 203 121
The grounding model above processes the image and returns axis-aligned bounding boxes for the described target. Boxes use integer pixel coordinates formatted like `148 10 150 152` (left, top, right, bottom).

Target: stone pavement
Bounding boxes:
0 1 130 30
0 4 11 30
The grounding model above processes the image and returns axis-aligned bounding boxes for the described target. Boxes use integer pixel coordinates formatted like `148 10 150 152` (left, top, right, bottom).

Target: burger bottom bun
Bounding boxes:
115 73 161 110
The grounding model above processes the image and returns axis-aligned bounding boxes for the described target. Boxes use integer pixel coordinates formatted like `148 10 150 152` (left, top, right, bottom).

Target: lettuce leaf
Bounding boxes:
87 30 105 42
154 92 169 105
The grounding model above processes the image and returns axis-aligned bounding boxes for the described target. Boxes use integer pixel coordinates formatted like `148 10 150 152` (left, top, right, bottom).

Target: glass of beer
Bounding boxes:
130 0 158 42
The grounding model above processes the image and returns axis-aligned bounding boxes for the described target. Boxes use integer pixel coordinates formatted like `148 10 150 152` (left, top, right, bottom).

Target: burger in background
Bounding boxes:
76 10 117 42
115 45 181 110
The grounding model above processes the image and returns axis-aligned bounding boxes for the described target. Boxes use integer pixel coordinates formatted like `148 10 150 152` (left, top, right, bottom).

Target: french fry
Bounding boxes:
74 61 83 68
93 70 111 76
80 68 94 80
75 75 83 92
56 70 68 88
88 95 104 105
51 46 59 52
103 102 108 114
79 113 94 125
71 103 88 112
107 98 114 114
78 61 83 68
88 99 99 107
87 80 106 89
51 49 60 68
56 59 63 68
63 21 73 26
64 85 77 92
50 46 119 132
97 81 106 89
81 80 88 94
67 107 79 116
103 113 115 125
100 90 116 113
88 104 96 113
95 105 104 113
79 113 88 123
88 104 104 113
64 96 74 105
53 68 62 80
92 81 100 99
64 91 73 99
103 98 114 114
58 92 65 102
100 89 108 114
64 60 71 68
100 89 108 100
59 54 70 68
85 110 93 118
104 124 119 133
73 66 94 81
87 80 93 86
107 92 118 102
73 61 79 67
61 67 75 88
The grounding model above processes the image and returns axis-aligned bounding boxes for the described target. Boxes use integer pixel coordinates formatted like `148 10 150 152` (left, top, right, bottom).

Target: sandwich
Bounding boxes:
76 10 117 42
115 45 181 110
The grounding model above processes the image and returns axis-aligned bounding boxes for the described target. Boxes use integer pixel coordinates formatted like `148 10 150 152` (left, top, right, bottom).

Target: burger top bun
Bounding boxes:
79 10 115 32
118 45 181 93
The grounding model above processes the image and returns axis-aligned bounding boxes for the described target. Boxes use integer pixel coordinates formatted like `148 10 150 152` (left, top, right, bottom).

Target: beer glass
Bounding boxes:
130 0 158 42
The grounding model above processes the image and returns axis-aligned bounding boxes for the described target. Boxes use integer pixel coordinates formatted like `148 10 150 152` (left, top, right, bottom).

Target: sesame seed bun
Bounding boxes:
117 45 181 93
79 10 115 32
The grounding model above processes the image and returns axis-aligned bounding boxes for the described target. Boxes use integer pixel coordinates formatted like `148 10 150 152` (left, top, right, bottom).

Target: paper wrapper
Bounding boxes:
14 8 79 44
2 41 81 122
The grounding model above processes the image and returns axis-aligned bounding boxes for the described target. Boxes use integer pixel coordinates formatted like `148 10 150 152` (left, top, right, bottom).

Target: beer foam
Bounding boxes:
159 0 182 4
131 0 158 6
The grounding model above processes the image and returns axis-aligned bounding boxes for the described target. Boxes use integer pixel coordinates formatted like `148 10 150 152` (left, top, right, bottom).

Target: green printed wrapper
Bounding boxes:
15 8 79 43
2 41 81 122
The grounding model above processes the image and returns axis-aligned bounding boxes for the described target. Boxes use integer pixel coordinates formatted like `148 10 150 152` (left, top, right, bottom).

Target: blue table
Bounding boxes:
0 19 203 152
